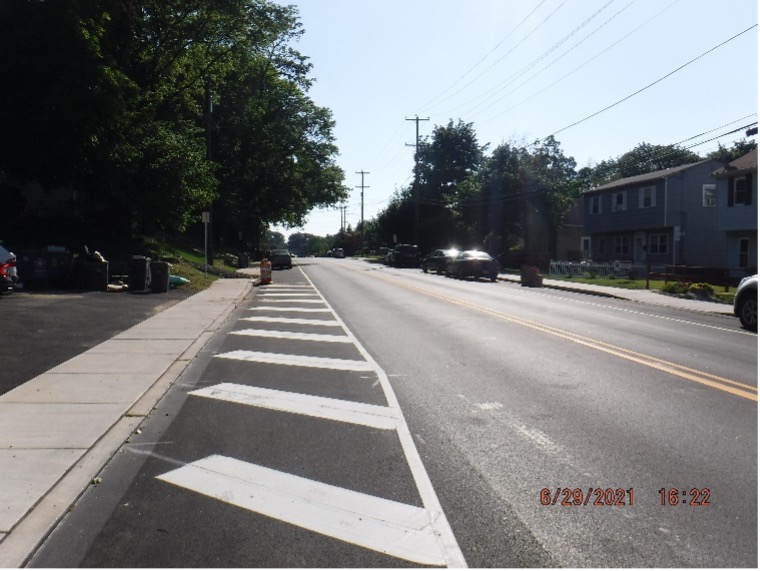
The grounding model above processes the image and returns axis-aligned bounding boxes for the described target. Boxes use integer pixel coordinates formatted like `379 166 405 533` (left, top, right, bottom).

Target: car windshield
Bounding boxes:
463 250 491 260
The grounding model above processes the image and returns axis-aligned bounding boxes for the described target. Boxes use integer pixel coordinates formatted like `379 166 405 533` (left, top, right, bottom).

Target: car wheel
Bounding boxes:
423 266 428 273
739 293 758 331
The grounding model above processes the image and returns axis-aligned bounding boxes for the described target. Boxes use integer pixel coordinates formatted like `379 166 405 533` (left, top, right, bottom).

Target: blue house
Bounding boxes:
711 149 757 277
582 159 727 268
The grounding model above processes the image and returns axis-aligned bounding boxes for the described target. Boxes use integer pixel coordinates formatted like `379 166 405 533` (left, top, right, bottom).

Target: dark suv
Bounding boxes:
387 244 421 268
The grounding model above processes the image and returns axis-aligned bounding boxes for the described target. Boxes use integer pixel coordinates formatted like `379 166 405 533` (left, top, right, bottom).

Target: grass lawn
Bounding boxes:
142 239 243 292
545 274 735 303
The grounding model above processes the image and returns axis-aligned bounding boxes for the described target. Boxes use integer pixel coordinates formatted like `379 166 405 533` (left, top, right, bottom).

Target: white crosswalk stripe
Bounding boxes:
230 329 352 343
191 383 399 430
241 316 340 326
215 350 374 371
157 455 448 566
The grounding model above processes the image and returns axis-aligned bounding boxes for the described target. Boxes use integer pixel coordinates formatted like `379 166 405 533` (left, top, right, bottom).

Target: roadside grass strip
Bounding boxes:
241 316 341 326
157 455 448 566
230 329 352 343
191 383 399 430
215 350 374 372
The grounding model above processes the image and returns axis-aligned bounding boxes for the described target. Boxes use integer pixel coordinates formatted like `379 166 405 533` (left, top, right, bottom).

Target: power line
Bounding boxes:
415 0 550 114
478 0 680 127
426 0 570 116
549 23 758 137
462 0 643 121
439 0 621 120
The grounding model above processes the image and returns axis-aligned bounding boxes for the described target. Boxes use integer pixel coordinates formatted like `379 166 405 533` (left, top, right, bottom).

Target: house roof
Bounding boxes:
711 148 758 178
586 159 713 194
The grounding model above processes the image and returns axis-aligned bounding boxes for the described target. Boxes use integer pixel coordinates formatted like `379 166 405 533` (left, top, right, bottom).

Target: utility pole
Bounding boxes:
355 170 369 252
406 115 429 246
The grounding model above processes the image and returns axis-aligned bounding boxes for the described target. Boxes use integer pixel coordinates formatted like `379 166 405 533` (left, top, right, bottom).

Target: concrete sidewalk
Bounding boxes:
497 273 735 316
0 277 255 567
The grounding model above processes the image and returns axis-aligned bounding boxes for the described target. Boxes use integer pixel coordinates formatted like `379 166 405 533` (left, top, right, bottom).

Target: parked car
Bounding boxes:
422 248 460 274
0 241 18 294
387 244 421 268
733 274 757 331
270 249 292 269
446 250 499 281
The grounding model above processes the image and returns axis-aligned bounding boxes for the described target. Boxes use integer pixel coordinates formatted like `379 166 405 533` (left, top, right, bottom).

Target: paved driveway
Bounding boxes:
0 288 194 396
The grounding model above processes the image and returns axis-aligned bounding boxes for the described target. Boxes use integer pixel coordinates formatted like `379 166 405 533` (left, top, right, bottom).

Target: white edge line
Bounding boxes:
296 266 468 568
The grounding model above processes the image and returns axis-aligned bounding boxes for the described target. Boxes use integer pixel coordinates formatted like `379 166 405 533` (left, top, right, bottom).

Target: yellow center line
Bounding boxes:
358 268 758 402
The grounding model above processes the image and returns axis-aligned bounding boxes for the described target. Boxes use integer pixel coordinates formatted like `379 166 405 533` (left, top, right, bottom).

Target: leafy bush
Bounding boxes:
689 282 715 297
662 281 690 294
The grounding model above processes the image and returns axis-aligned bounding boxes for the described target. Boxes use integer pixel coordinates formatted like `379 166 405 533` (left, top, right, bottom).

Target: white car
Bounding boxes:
734 274 757 331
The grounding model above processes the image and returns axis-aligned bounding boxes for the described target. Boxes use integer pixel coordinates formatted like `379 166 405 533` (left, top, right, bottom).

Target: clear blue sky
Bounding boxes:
272 0 758 239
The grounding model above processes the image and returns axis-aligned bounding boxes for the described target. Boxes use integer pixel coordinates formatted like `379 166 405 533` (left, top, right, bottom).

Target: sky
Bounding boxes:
271 0 758 239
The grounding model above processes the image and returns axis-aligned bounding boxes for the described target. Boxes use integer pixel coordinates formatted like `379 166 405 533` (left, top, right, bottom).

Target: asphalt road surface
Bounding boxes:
29 258 757 567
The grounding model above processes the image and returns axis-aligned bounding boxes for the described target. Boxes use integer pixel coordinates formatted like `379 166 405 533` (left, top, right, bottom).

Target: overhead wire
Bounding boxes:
424 0 570 116
438 0 621 121
478 0 681 126
414 0 549 114
548 24 758 137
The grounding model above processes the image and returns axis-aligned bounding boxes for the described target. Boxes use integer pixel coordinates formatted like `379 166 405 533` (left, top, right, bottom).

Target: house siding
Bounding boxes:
583 160 725 266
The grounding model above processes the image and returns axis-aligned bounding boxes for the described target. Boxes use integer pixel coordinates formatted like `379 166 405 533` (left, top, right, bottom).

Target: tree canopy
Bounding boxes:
0 0 345 251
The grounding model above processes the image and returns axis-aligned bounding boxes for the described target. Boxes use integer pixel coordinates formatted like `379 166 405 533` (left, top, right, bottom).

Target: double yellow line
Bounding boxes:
363 269 758 402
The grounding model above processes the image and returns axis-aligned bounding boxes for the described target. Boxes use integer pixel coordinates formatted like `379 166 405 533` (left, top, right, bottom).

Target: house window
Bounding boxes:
597 237 605 254
613 192 627 212
702 184 716 207
614 236 630 256
739 238 750 268
734 177 748 205
589 195 602 215
581 236 591 257
648 233 668 255
639 186 656 208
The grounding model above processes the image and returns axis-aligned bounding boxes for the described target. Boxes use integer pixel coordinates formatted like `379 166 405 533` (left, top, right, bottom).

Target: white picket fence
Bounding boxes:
548 260 666 280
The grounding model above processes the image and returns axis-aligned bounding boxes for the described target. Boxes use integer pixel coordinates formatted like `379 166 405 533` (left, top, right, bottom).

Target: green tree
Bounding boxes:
414 119 486 251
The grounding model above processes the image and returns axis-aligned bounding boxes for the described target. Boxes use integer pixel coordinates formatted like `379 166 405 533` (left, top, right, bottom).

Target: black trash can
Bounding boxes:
84 261 109 291
150 261 170 293
128 256 151 293
238 253 249 268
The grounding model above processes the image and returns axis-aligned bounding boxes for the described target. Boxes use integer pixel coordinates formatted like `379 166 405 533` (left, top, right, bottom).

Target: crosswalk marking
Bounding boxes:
191 383 398 430
247 307 331 313
258 293 320 297
257 299 325 304
231 329 352 343
241 316 340 326
215 350 373 371
157 455 447 566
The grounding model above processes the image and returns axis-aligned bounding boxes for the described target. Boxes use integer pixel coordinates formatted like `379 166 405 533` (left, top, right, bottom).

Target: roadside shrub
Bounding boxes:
662 281 690 294
689 282 715 297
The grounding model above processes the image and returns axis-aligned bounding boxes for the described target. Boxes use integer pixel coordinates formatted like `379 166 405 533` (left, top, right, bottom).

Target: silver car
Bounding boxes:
733 274 757 331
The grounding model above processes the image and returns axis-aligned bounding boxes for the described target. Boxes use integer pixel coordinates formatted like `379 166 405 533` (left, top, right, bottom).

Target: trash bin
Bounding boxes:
128 256 151 293
84 261 109 291
238 253 249 268
150 261 170 293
